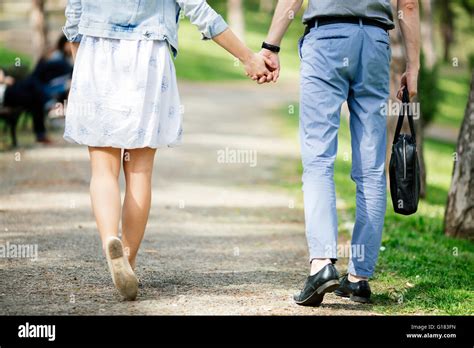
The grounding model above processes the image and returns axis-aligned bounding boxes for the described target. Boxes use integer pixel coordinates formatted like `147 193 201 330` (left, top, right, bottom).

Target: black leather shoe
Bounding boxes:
334 274 371 303
294 263 340 307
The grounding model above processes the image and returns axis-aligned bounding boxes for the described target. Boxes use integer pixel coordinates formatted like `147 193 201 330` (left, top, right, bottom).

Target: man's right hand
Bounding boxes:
242 52 275 83
397 69 418 100
258 49 280 83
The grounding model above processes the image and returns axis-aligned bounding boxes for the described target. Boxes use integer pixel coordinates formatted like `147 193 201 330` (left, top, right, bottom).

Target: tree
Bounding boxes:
438 0 455 62
227 0 245 41
460 0 474 18
30 0 48 62
416 0 441 198
420 0 436 69
444 70 474 240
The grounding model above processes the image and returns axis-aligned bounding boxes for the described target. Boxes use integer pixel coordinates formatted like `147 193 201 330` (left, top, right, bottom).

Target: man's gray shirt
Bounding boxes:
303 0 395 29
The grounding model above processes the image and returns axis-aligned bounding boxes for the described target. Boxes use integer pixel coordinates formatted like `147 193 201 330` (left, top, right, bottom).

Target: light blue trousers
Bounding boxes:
299 21 391 277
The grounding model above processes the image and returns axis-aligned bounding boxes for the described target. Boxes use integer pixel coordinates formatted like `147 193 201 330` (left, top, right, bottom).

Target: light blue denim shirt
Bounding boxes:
63 0 229 57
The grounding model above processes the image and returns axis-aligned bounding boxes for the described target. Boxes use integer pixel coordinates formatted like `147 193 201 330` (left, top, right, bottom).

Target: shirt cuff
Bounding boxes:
62 26 82 43
202 14 228 40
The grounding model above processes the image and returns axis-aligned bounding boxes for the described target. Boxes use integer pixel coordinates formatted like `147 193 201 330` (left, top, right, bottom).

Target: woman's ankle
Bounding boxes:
128 258 136 271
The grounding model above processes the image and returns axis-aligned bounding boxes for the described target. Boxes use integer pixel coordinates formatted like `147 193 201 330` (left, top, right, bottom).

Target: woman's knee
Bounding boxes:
89 147 122 179
123 148 156 176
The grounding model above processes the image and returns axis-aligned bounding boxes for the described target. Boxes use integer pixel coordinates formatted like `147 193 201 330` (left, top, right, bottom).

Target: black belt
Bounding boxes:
304 17 391 35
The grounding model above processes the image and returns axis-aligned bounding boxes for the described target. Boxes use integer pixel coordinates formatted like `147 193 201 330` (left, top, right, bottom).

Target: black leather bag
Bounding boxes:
389 89 421 215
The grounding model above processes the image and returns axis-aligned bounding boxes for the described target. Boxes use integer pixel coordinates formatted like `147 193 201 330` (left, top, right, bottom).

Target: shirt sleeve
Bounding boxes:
176 0 229 40
62 0 83 42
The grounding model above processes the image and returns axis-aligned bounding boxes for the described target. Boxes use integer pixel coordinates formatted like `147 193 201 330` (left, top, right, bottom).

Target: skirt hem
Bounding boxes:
63 135 182 149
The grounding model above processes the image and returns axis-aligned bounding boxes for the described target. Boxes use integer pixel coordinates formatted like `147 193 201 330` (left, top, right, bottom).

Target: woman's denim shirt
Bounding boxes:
63 0 228 57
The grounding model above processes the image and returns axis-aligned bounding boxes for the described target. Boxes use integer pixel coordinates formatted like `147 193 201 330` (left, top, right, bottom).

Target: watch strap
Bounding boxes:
262 42 280 53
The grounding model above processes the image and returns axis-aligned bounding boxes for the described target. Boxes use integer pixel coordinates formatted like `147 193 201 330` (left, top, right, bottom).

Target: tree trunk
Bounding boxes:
439 0 454 62
30 0 48 62
420 0 436 69
417 0 436 197
444 71 474 240
228 0 245 41
387 0 427 198
416 115 427 198
415 0 436 197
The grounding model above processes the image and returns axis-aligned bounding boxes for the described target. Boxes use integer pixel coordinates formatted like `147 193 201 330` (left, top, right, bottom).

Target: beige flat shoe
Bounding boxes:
105 236 138 301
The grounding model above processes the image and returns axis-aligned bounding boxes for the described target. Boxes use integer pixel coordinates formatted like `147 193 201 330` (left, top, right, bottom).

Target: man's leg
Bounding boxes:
299 26 355 273
294 24 364 306
347 25 391 279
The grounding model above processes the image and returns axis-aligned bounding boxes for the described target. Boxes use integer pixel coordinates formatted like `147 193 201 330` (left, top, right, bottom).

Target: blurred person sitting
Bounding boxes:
0 35 73 144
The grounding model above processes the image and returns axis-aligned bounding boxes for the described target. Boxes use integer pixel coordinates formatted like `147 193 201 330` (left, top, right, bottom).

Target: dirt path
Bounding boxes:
425 124 459 144
0 82 377 315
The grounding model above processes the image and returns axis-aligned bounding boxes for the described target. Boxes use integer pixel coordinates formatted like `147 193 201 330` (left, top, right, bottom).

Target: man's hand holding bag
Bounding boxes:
389 88 421 215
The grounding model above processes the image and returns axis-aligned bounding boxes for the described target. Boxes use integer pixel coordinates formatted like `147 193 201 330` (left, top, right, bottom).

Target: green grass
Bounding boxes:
277 103 474 315
0 45 32 76
174 10 302 82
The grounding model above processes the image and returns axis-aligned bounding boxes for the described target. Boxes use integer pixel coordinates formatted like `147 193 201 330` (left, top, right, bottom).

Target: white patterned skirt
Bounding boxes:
64 36 182 149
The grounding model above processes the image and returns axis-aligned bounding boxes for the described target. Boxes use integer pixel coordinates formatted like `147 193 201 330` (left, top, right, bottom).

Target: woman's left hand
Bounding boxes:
69 42 80 62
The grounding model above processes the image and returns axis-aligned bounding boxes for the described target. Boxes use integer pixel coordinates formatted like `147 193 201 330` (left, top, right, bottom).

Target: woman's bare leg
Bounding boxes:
121 147 157 269
88 147 122 250
89 147 138 300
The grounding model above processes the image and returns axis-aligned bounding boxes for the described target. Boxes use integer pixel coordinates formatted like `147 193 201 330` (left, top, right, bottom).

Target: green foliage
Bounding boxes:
419 52 440 126
0 46 31 69
460 0 474 14
469 52 474 71
0 45 32 79
433 0 474 64
434 65 472 128
206 0 227 14
174 7 302 82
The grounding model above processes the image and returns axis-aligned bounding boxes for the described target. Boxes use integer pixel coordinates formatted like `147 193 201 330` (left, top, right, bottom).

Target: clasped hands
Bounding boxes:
242 49 280 84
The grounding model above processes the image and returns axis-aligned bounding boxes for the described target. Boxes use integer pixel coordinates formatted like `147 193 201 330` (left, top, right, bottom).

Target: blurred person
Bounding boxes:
63 0 276 301
258 0 420 306
34 35 74 108
0 35 74 144
0 67 51 143
34 35 73 85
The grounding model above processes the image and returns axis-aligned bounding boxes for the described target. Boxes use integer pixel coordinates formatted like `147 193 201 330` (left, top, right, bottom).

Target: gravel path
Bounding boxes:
0 82 378 315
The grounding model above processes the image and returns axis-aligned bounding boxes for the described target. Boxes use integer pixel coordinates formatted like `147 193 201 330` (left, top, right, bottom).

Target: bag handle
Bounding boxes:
393 88 416 144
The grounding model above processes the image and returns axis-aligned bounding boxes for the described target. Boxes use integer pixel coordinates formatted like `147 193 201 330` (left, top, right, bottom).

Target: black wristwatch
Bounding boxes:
262 42 280 53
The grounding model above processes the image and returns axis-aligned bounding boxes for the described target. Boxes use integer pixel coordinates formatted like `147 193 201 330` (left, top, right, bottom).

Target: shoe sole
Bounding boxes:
106 237 138 301
350 295 371 304
295 279 340 307
335 290 371 304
